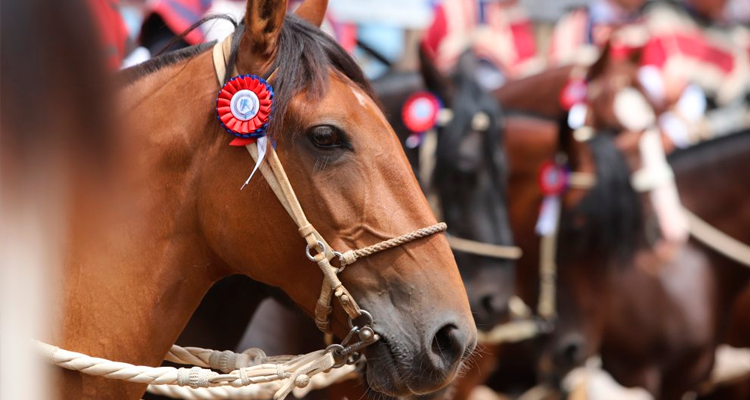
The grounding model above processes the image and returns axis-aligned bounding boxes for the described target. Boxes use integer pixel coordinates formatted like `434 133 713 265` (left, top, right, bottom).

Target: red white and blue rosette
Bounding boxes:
537 160 570 196
402 91 442 134
216 75 274 143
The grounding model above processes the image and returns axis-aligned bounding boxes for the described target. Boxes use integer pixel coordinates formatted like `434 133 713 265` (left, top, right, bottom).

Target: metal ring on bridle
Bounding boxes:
348 309 374 329
305 240 327 261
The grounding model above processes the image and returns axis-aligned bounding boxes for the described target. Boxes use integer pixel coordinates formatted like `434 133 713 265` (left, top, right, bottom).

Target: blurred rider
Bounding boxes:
422 0 543 89
547 0 648 67
642 0 750 111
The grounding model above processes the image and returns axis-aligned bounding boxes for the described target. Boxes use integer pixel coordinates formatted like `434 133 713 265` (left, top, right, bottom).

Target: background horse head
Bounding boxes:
372 50 518 329
532 43 649 382
59 1 476 398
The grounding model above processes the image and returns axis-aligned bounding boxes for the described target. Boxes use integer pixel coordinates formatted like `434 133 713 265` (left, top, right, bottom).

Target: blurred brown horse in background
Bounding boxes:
496 45 750 400
415 40 750 400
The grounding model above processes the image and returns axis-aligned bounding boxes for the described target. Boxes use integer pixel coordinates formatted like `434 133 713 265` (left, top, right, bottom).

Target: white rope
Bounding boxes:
146 363 358 400
477 320 539 344
685 209 750 269
37 341 343 400
446 236 523 260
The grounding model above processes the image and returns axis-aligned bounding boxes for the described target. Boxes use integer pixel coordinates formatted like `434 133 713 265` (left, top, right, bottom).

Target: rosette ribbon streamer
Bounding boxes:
215 74 274 189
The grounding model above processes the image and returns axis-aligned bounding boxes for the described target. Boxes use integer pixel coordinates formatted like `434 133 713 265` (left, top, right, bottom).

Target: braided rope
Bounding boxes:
339 223 447 267
166 346 295 373
146 363 357 400
37 341 339 399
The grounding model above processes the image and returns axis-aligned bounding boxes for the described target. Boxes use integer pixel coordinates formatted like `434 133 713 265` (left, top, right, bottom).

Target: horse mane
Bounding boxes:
119 14 373 139
118 43 215 85
559 135 643 268
247 14 374 137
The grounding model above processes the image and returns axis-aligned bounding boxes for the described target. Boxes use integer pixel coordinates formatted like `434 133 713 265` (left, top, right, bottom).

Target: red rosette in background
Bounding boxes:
559 79 587 111
216 75 274 142
402 91 442 133
538 160 570 196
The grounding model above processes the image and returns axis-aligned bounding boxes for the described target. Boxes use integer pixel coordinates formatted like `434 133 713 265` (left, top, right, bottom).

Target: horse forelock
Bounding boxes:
560 135 643 269
220 15 374 139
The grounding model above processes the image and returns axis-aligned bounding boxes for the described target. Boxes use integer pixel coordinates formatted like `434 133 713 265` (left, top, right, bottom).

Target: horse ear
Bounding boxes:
418 44 454 104
243 0 288 57
295 0 328 27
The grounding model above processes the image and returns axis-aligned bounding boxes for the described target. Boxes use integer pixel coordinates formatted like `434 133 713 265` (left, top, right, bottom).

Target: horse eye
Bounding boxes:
309 125 343 149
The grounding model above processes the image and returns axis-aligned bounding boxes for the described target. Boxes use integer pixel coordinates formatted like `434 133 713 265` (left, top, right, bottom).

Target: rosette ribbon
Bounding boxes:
535 160 570 236
402 91 442 148
216 74 274 189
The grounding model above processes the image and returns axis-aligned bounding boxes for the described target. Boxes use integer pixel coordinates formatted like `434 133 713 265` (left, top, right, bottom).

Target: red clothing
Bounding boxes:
151 0 213 45
87 0 129 70
641 2 750 105
547 2 646 67
422 0 539 78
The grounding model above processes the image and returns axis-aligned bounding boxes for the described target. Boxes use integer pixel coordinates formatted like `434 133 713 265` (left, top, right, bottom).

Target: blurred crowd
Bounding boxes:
93 0 750 140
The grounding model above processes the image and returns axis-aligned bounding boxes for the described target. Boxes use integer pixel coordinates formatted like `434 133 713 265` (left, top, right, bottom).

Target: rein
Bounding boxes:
37 34 450 400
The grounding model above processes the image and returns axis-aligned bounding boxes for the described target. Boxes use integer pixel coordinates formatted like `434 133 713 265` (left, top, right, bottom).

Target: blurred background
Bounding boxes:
3 1 750 400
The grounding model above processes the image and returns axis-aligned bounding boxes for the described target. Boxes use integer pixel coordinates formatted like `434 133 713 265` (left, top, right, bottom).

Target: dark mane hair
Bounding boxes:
118 43 215 85
120 14 373 139
252 14 374 137
559 135 643 267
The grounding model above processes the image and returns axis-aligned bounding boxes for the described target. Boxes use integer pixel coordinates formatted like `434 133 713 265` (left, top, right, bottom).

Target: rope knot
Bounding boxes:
339 251 357 267
209 350 237 373
294 374 311 388
177 366 212 388
239 368 251 386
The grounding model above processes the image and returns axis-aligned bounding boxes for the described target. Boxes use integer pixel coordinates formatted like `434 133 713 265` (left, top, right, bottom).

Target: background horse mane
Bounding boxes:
559 135 643 268
119 43 215 85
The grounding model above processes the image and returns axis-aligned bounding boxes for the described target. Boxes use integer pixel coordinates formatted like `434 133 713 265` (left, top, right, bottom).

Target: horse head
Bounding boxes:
417 49 517 328
200 0 476 396
526 42 652 382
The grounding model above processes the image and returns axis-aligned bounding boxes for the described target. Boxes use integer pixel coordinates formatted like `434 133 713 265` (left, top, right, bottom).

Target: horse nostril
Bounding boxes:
430 323 465 370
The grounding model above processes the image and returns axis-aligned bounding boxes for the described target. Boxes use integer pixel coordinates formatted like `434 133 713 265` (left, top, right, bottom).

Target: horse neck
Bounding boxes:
493 66 574 118
672 133 750 302
56 52 229 399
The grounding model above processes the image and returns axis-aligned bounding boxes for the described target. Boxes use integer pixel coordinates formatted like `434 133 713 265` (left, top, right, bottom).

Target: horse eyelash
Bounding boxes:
313 155 331 173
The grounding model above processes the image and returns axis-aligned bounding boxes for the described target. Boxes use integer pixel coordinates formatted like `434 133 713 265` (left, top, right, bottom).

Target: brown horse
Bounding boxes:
53 1 477 399
521 48 750 400
418 40 750 400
